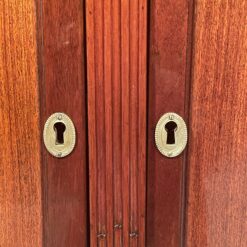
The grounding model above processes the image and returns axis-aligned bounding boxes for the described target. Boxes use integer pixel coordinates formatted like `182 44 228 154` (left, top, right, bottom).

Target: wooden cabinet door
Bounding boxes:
1 0 246 247
147 0 247 246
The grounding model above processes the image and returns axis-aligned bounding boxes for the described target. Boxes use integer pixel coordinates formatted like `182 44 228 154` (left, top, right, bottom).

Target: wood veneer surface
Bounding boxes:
0 0 42 246
186 1 247 246
37 0 88 246
86 0 147 246
147 0 193 245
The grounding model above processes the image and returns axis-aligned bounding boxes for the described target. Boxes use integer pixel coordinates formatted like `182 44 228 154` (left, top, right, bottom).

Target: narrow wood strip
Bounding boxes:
121 0 130 245
138 0 147 246
37 0 88 245
0 0 42 246
104 0 114 245
147 0 193 246
112 0 123 246
86 0 97 246
129 0 139 246
93 1 107 246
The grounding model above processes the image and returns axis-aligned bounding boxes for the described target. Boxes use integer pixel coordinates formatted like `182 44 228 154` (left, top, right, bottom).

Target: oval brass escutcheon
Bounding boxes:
155 112 187 158
43 113 76 158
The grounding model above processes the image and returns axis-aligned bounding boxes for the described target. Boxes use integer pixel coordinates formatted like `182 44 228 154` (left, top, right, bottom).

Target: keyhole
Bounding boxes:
165 121 177 144
54 122 66 145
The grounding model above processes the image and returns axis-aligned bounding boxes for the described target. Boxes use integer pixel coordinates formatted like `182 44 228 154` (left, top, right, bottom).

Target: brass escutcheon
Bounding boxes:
43 113 76 158
155 112 187 158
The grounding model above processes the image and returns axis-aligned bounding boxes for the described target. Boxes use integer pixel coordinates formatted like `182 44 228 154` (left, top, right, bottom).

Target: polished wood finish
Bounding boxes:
36 0 88 246
0 0 42 246
86 0 147 246
147 0 193 245
186 1 247 246
1 1 246 246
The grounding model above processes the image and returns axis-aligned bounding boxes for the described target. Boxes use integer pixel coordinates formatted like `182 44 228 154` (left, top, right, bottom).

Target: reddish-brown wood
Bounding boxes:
2 1 246 246
147 0 193 246
186 1 247 246
36 0 88 246
86 0 147 246
0 0 42 246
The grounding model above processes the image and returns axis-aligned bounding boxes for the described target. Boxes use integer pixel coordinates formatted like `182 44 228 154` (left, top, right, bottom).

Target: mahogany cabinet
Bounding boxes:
0 0 246 246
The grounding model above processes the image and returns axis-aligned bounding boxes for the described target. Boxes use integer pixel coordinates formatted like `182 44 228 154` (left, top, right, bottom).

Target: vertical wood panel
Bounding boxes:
147 0 193 245
86 0 147 246
0 0 42 246
112 1 122 245
138 1 147 245
186 0 247 246
37 0 88 246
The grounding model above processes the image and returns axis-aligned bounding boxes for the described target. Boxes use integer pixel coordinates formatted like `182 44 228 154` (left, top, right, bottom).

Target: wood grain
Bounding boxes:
86 0 147 246
0 0 42 246
36 0 88 246
147 0 193 245
186 0 247 246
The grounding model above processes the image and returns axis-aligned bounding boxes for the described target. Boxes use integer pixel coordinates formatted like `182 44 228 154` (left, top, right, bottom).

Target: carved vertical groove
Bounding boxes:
86 0 147 246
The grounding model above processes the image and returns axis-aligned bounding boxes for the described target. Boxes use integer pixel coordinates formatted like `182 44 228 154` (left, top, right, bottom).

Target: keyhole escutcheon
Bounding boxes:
155 112 187 157
43 113 76 158
165 121 177 144
54 122 66 145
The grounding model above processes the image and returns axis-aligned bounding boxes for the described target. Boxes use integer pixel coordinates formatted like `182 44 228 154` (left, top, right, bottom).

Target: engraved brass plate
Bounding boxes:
43 113 76 158
155 112 187 158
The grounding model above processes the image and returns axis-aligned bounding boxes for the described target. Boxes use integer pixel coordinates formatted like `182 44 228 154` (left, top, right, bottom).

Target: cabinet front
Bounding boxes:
0 0 246 246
